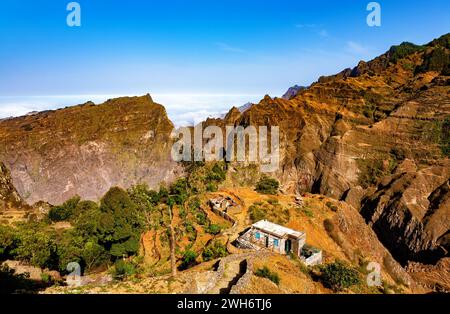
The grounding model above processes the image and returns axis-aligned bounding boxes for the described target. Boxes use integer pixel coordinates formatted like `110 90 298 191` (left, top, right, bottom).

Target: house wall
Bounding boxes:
248 227 307 258
250 228 284 254
302 251 323 266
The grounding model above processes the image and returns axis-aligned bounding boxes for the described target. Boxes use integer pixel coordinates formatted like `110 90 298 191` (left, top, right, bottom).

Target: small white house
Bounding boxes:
236 220 322 266
248 220 306 256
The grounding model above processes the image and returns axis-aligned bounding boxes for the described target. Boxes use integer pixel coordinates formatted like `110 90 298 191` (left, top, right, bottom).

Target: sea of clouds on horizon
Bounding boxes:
0 94 265 127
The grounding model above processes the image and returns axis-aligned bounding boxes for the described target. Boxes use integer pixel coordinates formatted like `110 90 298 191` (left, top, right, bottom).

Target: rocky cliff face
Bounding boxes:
0 94 183 205
0 162 25 210
209 34 450 266
0 162 31 224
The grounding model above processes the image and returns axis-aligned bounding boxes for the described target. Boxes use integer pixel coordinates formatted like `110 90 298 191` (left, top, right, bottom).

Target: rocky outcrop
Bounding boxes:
0 162 24 210
282 85 307 100
0 95 184 205
361 174 449 264
406 258 450 292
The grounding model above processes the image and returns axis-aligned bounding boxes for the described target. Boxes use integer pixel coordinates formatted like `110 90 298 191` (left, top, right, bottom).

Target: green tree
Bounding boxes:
180 250 197 270
48 196 81 222
14 228 58 269
255 175 280 195
319 261 361 292
202 241 228 261
98 187 144 259
0 225 18 261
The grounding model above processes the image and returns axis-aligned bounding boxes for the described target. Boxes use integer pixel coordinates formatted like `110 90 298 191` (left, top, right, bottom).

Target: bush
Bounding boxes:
255 266 280 285
439 116 450 157
48 196 81 222
390 147 406 161
14 227 58 269
195 211 208 226
416 47 450 75
255 175 279 195
128 184 160 212
188 197 201 211
0 225 18 260
202 241 228 261
180 250 197 270
170 178 189 205
113 259 137 280
57 230 109 273
388 42 424 63
207 163 227 182
249 201 290 225
326 202 338 212
206 183 218 192
319 261 361 291
205 224 222 235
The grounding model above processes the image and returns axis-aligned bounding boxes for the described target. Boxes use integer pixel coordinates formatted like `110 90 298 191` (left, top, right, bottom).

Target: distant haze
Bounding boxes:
0 94 264 127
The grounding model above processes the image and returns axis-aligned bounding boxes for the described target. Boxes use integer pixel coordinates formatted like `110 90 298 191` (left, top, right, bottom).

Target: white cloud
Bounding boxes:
345 41 371 55
0 94 263 127
215 42 245 53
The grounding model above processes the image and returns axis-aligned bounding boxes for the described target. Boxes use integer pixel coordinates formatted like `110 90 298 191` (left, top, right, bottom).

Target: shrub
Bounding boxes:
206 183 218 192
207 163 227 182
390 147 406 161
0 225 18 260
249 202 290 225
416 47 450 75
326 202 338 212
255 266 280 285
249 205 266 222
255 175 279 195
180 250 197 270
128 184 160 212
302 208 314 218
202 241 228 261
388 42 424 63
195 211 208 226
48 196 81 222
319 261 361 291
113 259 137 280
439 116 450 157
205 224 222 235
323 219 343 246
188 197 201 211
170 178 189 205
15 232 58 269
57 230 109 273
357 158 396 188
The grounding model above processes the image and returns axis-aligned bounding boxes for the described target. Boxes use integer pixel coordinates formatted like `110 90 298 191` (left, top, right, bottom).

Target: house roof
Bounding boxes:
252 220 305 239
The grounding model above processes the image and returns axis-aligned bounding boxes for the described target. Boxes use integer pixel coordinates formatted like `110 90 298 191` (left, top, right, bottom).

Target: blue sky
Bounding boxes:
0 0 449 124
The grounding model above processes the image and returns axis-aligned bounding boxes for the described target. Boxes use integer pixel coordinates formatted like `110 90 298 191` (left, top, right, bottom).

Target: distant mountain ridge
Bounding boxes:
0 94 183 204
